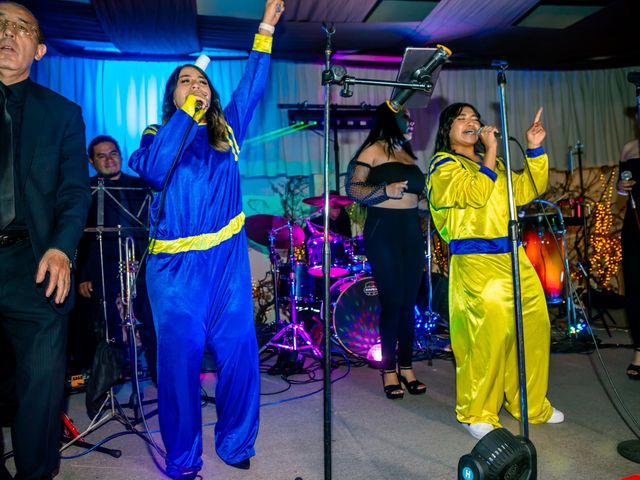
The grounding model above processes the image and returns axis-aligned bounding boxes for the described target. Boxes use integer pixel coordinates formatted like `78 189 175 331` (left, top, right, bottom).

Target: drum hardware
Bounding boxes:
260 219 322 358
345 235 371 275
413 211 441 363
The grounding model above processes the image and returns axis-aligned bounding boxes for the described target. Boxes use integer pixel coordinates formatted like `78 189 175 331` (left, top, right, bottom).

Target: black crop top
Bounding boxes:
368 162 426 195
345 159 426 206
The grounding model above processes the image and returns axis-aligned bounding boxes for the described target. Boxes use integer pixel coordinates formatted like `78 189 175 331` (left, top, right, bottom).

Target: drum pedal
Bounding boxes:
267 349 304 376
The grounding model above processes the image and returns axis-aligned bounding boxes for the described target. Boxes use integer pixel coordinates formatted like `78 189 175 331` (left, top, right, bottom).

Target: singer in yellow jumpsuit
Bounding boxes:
427 103 560 435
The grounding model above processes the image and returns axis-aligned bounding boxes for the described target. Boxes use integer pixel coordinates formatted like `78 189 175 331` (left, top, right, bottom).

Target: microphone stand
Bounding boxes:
321 23 334 480
573 141 593 323
495 62 530 439
320 25 445 480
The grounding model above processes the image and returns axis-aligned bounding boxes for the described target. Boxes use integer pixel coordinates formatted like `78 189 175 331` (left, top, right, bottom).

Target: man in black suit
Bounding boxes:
0 3 90 479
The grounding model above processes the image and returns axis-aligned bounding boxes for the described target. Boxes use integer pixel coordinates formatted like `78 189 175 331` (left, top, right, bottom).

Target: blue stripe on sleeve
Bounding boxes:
479 165 498 182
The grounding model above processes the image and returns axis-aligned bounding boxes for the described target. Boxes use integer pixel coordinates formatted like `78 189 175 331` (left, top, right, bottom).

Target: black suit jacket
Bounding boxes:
18 80 90 313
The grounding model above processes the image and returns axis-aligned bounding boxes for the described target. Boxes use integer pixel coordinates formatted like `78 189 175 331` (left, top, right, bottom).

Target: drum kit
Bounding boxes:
246 193 443 361
246 194 371 359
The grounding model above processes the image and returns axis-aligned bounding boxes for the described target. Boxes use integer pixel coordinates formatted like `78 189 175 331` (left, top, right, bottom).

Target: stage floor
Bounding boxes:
2 315 640 480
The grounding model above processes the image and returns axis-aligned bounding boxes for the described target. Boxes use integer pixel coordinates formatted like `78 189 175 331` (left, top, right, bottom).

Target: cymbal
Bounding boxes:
302 194 353 208
245 214 305 249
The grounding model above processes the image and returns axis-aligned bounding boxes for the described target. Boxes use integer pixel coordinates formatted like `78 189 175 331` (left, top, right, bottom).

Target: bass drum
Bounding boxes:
329 276 381 359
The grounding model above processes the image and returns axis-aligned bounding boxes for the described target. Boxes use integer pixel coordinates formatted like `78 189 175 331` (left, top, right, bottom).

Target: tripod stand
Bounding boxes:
262 221 321 358
413 213 442 364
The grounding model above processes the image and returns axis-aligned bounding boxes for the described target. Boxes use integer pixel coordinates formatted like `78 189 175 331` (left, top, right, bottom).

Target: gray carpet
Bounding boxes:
3 315 640 480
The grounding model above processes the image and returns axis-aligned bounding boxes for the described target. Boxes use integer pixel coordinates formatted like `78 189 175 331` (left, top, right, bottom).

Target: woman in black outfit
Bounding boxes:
345 103 427 399
617 137 640 379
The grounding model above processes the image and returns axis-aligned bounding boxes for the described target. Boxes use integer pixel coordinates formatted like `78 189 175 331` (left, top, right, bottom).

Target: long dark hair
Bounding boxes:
161 64 230 152
352 103 417 161
434 102 483 154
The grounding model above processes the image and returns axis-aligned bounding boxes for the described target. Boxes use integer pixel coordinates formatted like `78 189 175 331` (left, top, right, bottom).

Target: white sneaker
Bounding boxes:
546 408 564 424
462 422 495 440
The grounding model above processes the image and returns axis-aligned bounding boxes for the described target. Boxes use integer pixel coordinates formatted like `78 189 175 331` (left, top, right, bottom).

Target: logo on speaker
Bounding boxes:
461 466 474 480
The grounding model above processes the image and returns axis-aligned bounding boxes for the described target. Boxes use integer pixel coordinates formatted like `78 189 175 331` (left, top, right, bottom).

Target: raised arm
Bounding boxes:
513 107 548 205
223 0 284 147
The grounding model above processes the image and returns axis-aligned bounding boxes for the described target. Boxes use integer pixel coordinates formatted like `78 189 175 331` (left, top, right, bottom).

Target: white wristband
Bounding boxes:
259 22 275 34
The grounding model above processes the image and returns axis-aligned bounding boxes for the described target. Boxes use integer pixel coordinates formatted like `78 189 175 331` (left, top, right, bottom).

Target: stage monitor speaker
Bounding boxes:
458 428 537 480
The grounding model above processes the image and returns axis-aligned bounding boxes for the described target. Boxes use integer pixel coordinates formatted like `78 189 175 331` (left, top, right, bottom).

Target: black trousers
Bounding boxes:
0 240 67 480
364 207 425 371
622 213 640 349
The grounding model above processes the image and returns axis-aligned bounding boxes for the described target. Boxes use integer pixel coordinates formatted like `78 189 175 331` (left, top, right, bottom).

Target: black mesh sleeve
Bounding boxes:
345 159 390 206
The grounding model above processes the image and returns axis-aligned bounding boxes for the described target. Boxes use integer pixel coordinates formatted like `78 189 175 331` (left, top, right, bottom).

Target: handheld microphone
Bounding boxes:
567 146 574 173
194 100 203 112
621 170 636 209
387 44 451 113
467 127 502 138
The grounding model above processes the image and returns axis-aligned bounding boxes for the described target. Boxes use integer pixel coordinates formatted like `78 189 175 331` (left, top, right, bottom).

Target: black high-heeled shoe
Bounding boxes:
381 370 404 399
398 367 426 395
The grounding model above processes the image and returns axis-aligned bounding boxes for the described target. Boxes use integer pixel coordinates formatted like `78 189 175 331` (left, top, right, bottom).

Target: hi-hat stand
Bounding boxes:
261 221 321 358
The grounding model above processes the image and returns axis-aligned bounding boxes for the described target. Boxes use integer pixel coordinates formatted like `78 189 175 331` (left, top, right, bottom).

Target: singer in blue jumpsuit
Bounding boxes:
129 17 280 477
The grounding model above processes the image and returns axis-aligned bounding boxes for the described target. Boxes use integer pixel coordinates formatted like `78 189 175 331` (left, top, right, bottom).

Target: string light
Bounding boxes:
588 172 622 289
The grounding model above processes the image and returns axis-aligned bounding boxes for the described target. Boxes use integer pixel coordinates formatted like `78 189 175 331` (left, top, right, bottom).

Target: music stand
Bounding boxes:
60 180 155 455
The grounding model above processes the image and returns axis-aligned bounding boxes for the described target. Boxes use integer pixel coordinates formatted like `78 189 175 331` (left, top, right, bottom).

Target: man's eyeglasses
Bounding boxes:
0 18 40 39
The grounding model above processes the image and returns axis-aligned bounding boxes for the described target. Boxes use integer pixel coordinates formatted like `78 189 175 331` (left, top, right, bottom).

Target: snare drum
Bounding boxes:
306 233 350 277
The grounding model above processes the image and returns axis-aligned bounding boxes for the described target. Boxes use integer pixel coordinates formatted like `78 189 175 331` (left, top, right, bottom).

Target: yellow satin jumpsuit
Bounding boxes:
427 147 554 427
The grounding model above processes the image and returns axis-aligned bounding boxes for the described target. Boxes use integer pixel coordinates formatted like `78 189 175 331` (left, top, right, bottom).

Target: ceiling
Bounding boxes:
19 0 640 70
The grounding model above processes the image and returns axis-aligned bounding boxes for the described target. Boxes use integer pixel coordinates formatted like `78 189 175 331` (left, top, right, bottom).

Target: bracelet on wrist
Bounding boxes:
259 22 275 34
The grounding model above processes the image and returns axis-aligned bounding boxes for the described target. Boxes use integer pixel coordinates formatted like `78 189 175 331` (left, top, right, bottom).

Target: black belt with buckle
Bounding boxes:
0 231 30 247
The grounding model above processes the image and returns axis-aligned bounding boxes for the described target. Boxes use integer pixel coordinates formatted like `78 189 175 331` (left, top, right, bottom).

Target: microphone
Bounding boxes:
567 146 574 174
195 100 203 112
387 44 451 113
621 170 636 209
466 127 502 138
